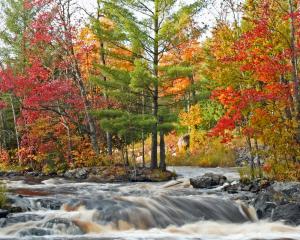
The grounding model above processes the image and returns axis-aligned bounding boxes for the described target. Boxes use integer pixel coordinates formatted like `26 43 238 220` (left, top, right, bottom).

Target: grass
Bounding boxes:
0 181 7 208
166 139 236 167
0 163 26 172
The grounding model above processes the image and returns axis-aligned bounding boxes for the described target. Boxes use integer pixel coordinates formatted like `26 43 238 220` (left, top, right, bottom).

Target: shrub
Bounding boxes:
167 138 236 167
0 182 7 208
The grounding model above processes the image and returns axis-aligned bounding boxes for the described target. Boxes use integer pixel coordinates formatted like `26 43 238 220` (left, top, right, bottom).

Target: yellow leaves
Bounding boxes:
179 104 202 128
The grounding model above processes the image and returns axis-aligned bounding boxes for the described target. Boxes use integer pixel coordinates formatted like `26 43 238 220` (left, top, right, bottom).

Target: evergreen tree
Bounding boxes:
92 0 207 169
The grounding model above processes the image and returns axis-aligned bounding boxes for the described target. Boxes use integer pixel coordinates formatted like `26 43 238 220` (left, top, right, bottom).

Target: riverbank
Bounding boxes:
0 167 299 240
188 173 300 226
0 166 175 183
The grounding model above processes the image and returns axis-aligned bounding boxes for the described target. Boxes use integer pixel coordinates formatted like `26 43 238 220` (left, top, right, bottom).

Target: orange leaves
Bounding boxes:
0 150 10 165
179 105 202 128
162 77 190 96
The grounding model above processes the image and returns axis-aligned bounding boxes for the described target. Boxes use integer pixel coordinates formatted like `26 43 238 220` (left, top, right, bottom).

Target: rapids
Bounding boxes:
0 167 299 240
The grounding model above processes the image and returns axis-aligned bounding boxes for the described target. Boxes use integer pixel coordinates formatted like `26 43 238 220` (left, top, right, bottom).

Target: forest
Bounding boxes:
0 0 299 181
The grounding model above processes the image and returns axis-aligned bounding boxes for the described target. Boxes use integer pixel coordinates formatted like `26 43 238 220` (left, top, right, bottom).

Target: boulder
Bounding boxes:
75 168 89 179
272 182 300 202
64 168 89 179
252 191 278 219
190 173 227 189
178 134 190 151
252 182 299 221
129 168 174 182
272 203 300 226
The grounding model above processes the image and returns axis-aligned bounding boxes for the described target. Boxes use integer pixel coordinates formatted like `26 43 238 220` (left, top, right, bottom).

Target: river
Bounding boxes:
0 167 299 240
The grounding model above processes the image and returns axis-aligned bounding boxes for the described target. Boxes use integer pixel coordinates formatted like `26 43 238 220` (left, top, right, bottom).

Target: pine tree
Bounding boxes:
92 0 207 169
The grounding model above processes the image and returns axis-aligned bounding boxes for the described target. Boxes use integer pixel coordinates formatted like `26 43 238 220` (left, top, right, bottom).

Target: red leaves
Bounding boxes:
208 116 235 141
30 12 54 46
208 1 296 143
0 100 6 110
210 82 290 142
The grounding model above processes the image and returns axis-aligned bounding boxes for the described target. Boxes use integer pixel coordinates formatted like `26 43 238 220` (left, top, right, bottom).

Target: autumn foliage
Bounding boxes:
0 0 299 180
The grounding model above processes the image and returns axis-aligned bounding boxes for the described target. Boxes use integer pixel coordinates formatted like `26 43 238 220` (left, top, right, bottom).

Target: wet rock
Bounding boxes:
5 171 23 177
224 181 240 194
17 228 53 237
34 198 63 210
272 203 300 226
239 179 271 193
251 182 299 222
0 209 8 218
190 173 227 189
11 206 23 213
129 168 174 182
7 195 33 212
24 171 40 177
0 214 44 227
42 218 84 235
252 191 278 219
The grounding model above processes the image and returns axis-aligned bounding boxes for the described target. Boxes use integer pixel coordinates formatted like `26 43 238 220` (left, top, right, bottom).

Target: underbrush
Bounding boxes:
239 162 300 182
167 139 236 167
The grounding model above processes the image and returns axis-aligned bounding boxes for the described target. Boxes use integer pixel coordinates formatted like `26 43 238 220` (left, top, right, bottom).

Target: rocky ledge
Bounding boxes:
190 173 300 226
0 167 176 183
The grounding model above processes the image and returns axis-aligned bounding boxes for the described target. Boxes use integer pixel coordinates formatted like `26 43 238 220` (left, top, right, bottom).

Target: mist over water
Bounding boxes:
0 167 299 240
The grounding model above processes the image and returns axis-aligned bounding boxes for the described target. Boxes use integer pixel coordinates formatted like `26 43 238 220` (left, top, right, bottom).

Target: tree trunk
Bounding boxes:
99 38 113 155
151 0 159 169
159 131 166 171
0 110 7 148
9 95 20 163
246 136 255 180
254 138 262 178
288 0 300 142
151 93 158 169
76 74 100 155
58 1 100 156
125 144 129 166
142 132 145 167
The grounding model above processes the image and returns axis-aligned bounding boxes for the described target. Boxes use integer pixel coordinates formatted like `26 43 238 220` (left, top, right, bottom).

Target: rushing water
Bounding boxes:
0 167 299 240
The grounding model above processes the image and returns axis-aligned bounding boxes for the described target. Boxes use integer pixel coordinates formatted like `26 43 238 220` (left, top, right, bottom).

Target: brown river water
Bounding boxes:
0 167 299 240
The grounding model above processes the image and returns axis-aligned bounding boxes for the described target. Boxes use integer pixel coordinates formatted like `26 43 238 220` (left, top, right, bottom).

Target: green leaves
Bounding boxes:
130 59 156 89
95 109 156 143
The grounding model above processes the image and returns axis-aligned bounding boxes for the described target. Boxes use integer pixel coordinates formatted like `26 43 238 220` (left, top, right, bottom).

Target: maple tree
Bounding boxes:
201 0 300 179
0 0 299 180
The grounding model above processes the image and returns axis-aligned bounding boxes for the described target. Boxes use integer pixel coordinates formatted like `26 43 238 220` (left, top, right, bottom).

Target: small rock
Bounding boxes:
0 209 9 218
17 228 53 237
0 214 44 227
34 198 63 210
8 206 23 213
25 171 40 177
42 218 84 235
